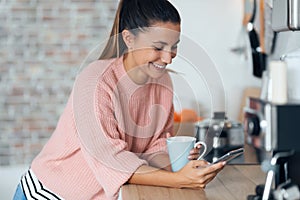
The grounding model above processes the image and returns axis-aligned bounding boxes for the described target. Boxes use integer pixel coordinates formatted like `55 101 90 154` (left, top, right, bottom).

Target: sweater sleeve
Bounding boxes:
72 62 148 199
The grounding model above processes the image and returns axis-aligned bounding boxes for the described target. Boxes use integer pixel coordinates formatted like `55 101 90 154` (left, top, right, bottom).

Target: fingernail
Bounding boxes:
222 161 226 166
188 156 192 159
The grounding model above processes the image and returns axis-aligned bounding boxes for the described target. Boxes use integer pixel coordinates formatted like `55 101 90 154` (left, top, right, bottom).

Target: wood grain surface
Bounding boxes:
122 165 266 200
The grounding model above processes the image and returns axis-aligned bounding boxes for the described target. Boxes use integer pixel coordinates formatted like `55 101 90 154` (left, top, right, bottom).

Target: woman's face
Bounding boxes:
123 22 181 83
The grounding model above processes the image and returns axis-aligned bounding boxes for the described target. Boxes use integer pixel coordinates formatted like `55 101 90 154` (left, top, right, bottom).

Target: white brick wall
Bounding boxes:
0 0 118 165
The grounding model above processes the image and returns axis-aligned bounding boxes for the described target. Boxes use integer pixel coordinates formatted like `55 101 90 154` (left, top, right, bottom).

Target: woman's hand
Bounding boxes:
174 160 226 189
188 143 202 160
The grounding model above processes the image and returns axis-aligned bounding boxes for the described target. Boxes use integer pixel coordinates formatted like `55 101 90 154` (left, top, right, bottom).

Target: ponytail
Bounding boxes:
99 0 181 60
99 1 124 59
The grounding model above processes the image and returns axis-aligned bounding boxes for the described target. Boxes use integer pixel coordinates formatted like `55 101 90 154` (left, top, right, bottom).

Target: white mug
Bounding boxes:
167 136 207 172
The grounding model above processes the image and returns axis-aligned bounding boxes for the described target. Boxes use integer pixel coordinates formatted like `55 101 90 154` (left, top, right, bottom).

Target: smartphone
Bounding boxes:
211 147 244 164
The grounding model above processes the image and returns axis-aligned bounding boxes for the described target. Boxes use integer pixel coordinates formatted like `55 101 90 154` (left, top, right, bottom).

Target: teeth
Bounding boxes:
153 63 166 69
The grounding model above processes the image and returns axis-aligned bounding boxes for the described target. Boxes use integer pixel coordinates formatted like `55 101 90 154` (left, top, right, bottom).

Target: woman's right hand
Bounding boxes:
174 160 226 189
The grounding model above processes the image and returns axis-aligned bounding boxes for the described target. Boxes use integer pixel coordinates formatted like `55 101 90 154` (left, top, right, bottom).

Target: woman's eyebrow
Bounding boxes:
153 39 180 46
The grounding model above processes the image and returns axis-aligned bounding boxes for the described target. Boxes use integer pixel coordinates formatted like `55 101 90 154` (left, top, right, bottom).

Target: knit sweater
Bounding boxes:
31 56 174 200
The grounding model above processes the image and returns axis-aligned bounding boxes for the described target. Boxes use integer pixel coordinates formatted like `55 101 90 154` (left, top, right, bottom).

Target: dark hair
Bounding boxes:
99 0 181 59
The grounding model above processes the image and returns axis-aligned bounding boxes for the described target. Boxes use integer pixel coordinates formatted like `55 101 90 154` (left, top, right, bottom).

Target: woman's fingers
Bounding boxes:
189 148 200 155
202 162 226 175
189 159 210 168
188 145 203 160
166 132 172 138
188 154 199 160
193 161 225 179
194 162 225 188
177 160 225 189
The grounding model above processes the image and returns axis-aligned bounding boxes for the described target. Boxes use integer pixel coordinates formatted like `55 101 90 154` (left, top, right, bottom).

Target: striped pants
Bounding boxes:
13 169 62 200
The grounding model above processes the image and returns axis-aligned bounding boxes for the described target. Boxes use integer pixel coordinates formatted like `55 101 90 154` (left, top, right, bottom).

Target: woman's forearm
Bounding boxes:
128 160 226 189
128 165 179 188
146 153 172 171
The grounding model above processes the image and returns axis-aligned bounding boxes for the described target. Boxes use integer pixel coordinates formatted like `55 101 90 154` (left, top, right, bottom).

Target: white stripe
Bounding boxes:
118 188 122 200
21 177 33 200
24 172 48 200
21 170 64 200
29 170 64 200
28 169 59 200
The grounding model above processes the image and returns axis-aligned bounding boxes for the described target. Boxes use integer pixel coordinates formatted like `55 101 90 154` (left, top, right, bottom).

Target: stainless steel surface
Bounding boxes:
195 112 245 164
195 113 244 148
272 0 300 32
289 0 300 30
262 151 295 200
243 99 279 153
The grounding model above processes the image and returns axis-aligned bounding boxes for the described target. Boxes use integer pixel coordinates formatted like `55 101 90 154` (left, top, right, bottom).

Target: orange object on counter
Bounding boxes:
180 109 198 122
197 116 204 121
174 109 203 123
174 111 181 122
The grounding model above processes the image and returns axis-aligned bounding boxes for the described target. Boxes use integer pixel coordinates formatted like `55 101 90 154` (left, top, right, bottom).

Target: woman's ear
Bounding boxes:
121 30 134 50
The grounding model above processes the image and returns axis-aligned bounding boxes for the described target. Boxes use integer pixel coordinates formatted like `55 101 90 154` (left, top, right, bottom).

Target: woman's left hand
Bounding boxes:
188 144 201 160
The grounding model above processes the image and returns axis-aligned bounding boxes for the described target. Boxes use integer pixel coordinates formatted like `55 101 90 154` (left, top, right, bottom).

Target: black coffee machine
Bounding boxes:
244 97 300 199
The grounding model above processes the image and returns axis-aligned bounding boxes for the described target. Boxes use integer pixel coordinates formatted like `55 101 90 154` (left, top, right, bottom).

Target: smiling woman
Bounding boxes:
122 23 181 82
12 1 225 200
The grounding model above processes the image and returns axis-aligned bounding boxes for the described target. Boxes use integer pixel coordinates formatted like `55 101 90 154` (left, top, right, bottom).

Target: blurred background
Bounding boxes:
0 0 118 166
0 0 118 198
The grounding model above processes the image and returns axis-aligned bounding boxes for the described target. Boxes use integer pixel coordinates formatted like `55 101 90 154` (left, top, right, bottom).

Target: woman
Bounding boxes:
13 0 225 199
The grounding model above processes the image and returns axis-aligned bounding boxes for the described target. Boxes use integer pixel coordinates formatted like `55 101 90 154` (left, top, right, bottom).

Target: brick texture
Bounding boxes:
0 0 118 165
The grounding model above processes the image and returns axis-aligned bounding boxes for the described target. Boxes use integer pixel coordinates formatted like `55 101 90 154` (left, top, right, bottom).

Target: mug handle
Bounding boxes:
194 141 207 160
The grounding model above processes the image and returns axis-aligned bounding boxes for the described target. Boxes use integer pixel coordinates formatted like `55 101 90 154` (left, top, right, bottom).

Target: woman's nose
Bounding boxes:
161 50 173 64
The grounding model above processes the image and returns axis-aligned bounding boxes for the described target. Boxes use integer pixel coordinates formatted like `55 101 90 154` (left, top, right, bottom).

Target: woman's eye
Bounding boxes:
153 46 163 51
171 46 178 51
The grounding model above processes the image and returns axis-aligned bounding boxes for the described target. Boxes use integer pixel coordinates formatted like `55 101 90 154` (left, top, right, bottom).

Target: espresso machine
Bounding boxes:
244 97 300 199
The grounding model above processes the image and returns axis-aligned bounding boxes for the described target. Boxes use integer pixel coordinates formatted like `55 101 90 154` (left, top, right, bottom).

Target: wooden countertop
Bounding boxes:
121 165 266 200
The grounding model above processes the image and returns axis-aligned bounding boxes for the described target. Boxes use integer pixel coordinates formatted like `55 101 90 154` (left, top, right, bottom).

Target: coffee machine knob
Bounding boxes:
247 116 261 136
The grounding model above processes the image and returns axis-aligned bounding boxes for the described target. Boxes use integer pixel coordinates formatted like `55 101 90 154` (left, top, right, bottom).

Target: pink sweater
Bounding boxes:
31 56 174 199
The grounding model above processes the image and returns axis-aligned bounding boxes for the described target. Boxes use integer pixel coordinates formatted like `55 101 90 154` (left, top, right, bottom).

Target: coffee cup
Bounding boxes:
167 136 207 172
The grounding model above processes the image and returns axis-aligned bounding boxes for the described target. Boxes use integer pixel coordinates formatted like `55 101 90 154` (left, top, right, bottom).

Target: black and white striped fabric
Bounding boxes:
20 169 63 200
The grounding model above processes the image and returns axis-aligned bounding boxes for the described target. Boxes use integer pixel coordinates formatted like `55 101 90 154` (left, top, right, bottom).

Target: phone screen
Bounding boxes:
211 148 244 164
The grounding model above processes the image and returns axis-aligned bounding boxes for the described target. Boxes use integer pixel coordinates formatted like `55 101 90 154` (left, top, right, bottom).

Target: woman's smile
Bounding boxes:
151 62 167 70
